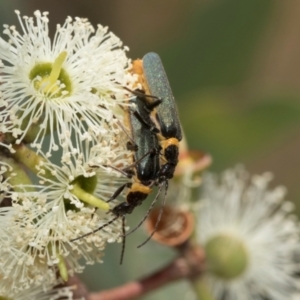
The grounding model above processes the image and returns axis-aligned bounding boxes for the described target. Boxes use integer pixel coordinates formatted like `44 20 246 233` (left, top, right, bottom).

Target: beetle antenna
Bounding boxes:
71 215 119 242
123 183 164 238
124 86 162 102
119 216 126 265
137 180 168 248
116 119 136 147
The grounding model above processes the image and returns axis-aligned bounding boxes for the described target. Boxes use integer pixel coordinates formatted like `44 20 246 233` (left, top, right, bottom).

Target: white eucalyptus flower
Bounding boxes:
196 167 300 300
3 282 83 300
0 10 135 155
0 161 12 203
0 142 130 294
0 205 58 296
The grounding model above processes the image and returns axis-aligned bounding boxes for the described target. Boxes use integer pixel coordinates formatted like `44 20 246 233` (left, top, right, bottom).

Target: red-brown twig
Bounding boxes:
65 242 205 300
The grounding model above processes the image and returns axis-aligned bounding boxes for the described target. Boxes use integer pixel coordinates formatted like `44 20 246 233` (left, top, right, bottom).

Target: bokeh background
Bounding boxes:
1 1 300 299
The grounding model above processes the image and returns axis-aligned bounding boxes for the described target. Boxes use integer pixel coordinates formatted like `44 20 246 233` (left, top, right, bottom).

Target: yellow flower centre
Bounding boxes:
29 51 72 98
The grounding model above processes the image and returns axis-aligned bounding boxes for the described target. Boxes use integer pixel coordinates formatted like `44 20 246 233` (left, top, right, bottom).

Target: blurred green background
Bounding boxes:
1 0 300 299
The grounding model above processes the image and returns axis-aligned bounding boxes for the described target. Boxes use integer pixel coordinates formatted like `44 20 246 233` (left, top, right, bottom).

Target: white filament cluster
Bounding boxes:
0 10 135 298
197 166 300 300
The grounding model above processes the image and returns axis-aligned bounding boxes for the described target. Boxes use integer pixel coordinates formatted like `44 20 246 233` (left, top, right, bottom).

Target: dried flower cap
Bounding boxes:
145 205 194 247
175 149 212 178
174 131 211 179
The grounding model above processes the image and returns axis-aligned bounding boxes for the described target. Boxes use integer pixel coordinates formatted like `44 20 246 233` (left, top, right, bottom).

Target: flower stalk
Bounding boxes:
190 278 215 300
0 156 34 193
11 144 53 177
57 254 69 282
